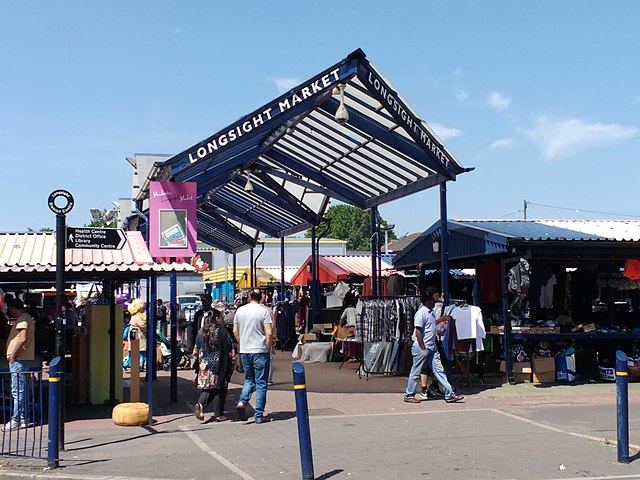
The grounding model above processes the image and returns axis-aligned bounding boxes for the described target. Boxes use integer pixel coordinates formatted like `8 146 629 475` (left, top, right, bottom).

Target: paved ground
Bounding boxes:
1 353 640 480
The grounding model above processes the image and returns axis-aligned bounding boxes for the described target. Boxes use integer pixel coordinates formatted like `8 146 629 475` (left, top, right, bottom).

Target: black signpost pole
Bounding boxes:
48 189 74 452
55 212 66 450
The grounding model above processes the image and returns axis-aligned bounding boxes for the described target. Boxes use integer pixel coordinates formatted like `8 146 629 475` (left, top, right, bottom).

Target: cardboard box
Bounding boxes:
298 333 318 343
532 357 555 384
500 360 533 383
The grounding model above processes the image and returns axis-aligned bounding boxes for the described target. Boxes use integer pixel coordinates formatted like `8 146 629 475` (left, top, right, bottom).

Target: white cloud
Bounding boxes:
526 116 638 160
268 77 300 94
456 90 469 102
429 123 463 140
490 138 514 149
487 91 511 112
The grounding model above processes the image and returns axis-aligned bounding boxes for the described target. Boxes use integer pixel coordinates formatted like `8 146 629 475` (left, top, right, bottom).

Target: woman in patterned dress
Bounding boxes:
193 311 236 422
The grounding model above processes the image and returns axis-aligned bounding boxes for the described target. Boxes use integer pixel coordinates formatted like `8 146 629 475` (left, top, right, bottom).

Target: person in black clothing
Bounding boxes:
156 299 167 336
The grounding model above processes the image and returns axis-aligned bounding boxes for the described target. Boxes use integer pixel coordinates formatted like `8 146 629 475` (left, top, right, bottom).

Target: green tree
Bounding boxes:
85 208 117 227
27 227 54 232
306 205 396 251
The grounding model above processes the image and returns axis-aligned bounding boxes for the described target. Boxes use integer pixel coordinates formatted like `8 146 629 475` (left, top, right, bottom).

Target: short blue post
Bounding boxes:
292 362 314 479
616 350 629 463
47 356 62 468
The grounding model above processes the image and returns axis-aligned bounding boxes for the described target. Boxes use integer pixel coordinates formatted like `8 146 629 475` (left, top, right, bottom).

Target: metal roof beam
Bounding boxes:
252 171 322 224
175 145 260 190
264 148 369 208
288 120 392 196
364 173 449 208
356 61 461 179
255 162 333 197
225 175 319 225
197 210 257 247
166 58 361 178
318 98 453 179
202 201 283 238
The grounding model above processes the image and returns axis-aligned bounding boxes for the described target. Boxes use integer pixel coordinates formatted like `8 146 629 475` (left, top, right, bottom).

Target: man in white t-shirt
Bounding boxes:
233 289 273 424
404 288 463 404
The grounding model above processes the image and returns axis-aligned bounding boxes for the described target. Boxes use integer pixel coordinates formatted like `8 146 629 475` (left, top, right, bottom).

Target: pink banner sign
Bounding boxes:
149 181 197 257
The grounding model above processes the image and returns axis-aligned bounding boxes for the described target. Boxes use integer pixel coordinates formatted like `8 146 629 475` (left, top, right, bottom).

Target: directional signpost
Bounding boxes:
66 227 126 250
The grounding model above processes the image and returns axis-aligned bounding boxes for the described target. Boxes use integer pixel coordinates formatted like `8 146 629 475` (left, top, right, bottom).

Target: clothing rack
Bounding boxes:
353 296 420 379
444 303 485 387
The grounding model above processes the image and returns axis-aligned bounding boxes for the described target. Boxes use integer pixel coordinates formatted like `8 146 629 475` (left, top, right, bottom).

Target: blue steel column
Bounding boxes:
310 227 320 329
370 208 378 297
47 356 61 468
292 362 314 479
170 271 178 402
616 350 629 463
501 257 511 383
280 237 285 302
439 183 449 305
148 275 157 424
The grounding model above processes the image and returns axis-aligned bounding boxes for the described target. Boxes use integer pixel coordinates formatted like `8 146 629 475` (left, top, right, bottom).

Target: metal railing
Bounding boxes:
0 366 45 460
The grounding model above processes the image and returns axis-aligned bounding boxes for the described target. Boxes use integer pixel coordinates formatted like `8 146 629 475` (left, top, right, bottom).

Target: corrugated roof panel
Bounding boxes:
324 255 396 276
458 220 606 241
0 232 194 275
536 220 640 241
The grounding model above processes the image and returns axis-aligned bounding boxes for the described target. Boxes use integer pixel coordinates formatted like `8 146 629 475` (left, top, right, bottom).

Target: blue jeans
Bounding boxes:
10 360 31 422
239 353 270 420
405 344 454 398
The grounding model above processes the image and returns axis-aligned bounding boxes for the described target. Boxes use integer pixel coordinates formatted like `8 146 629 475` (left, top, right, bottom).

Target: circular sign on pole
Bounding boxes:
48 190 74 215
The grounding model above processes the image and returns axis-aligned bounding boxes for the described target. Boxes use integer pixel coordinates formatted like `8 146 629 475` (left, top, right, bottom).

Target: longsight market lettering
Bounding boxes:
188 68 341 164
366 71 451 167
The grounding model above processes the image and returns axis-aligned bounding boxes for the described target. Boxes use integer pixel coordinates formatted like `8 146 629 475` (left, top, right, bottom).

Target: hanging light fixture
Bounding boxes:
334 84 349 125
244 170 254 193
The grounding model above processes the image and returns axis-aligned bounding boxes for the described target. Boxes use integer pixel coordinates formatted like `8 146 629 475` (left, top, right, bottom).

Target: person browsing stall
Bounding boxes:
404 287 463 404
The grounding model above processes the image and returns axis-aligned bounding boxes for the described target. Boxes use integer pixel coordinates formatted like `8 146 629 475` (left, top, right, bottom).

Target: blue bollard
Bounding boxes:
47 356 62 468
292 362 315 479
616 350 629 463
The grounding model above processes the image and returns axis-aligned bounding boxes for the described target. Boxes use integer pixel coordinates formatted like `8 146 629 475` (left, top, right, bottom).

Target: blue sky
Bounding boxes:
2 1 639 239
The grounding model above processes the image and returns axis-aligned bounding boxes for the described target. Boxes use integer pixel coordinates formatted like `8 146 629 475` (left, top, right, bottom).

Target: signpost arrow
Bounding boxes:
66 227 126 250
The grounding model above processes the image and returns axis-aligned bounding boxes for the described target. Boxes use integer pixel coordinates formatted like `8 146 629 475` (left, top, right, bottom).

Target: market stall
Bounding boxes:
392 219 640 384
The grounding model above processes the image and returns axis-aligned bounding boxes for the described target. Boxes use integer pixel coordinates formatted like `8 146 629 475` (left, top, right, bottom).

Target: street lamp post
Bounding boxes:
383 223 395 256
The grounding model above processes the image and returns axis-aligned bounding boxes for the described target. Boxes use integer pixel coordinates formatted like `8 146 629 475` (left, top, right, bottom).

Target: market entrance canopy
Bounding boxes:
148 49 470 253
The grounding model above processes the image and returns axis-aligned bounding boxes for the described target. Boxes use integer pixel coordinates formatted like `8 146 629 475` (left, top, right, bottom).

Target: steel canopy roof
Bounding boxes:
152 49 469 253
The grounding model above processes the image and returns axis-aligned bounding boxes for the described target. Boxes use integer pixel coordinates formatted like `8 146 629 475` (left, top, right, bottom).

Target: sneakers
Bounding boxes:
215 415 228 422
194 402 204 420
417 391 432 400
403 396 421 404
428 385 445 398
236 402 247 421
255 416 271 424
445 395 464 403
2 419 26 432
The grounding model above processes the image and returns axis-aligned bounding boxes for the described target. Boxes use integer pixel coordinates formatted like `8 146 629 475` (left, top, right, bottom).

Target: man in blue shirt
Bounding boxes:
404 287 463 403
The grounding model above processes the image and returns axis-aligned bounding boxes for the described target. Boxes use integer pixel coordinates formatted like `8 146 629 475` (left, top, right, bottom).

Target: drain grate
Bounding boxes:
308 408 344 417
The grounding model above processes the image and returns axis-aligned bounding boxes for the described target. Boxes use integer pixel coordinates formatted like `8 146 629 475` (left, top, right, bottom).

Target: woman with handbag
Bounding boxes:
193 311 236 422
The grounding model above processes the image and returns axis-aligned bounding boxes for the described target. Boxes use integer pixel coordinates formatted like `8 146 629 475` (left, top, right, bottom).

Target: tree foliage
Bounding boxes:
306 205 396 251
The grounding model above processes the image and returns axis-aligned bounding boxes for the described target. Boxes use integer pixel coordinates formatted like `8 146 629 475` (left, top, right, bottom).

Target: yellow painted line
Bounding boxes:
294 384 306 390
616 371 628 376
48 377 60 382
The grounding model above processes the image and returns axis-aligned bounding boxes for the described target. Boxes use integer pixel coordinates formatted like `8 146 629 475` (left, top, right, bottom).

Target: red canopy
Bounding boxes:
290 255 397 286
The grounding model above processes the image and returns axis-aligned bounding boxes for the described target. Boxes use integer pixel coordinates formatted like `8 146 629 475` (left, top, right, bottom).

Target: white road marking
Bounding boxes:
180 425 256 480
491 408 640 451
